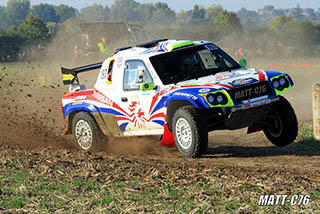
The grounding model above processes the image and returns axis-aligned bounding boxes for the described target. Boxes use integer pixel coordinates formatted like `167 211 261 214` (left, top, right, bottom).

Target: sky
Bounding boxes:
0 0 319 12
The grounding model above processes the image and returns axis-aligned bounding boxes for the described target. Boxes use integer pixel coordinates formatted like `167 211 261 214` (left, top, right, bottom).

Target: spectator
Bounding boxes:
98 36 110 56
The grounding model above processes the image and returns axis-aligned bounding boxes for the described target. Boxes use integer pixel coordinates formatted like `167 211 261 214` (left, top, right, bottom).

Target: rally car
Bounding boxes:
60 39 298 158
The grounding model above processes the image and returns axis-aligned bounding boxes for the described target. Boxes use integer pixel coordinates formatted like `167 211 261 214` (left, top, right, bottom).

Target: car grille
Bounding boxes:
229 81 273 102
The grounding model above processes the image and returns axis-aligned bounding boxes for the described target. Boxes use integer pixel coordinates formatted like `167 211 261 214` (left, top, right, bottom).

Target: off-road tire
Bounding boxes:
263 96 298 146
72 111 107 151
172 106 208 158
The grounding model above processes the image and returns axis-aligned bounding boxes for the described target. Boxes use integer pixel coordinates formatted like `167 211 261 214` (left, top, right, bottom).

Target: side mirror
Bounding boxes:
140 82 156 91
239 58 247 68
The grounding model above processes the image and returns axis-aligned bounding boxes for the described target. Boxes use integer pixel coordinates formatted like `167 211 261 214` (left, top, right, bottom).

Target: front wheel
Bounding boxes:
72 112 106 151
172 106 208 158
263 96 298 146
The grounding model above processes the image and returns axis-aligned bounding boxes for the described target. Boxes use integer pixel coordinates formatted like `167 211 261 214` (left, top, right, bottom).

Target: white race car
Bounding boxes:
60 39 298 158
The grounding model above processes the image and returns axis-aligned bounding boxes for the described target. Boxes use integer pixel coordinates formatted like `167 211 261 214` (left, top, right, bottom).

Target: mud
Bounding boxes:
0 62 178 157
0 60 320 185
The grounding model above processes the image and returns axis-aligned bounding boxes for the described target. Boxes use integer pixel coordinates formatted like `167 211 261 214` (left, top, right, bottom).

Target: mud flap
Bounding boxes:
160 124 176 147
247 125 263 134
90 112 124 137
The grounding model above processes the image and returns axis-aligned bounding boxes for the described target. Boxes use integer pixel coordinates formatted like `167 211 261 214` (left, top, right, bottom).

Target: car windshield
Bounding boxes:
149 44 241 85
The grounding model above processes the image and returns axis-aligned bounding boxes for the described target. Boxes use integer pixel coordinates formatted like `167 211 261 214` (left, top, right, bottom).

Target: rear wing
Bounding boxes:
61 62 103 85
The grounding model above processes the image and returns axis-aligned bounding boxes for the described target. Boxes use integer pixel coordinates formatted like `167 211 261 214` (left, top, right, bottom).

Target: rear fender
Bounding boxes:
63 102 123 137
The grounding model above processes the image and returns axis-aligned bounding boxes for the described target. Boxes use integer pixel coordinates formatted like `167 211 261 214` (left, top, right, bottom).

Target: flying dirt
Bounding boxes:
0 61 176 156
0 57 320 212
0 56 319 151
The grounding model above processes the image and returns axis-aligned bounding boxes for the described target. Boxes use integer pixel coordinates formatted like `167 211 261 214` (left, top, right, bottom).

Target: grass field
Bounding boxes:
1 127 319 213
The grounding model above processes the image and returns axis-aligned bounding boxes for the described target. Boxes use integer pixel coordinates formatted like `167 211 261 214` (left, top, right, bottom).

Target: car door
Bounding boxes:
115 59 163 135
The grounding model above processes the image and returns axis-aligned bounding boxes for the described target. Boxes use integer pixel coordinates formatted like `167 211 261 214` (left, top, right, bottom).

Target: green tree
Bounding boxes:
0 35 23 61
189 4 206 25
110 0 142 23
192 4 205 20
206 4 223 22
17 15 49 44
213 11 243 35
54 4 77 23
151 2 176 25
176 10 188 25
237 7 261 30
30 3 59 23
5 0 30 26
136 3 153 24
46 22 59 35
269 16 317 55
4 25 20 37
46 19 82 61
0 6 7 33
80 4 109 22
3 15 50 61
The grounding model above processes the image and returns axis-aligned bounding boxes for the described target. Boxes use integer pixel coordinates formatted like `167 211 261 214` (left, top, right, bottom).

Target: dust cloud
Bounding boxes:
0 27 319 156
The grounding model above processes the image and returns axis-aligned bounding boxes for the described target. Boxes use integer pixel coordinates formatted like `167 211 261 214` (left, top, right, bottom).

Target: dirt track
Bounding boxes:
0 60 320 212
0 60 320 170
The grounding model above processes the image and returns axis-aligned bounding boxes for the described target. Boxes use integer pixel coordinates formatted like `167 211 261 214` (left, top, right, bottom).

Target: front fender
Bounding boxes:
164 89 211 109
265 70 294 86
164 92 209 131
165 95 209 109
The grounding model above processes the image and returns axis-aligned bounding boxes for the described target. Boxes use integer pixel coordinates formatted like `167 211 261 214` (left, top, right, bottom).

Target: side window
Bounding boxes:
99 58 115 84
107 59 115 84
123 60 153 91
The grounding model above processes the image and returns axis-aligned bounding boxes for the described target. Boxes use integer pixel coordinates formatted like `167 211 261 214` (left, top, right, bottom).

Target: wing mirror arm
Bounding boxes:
140 82 157 91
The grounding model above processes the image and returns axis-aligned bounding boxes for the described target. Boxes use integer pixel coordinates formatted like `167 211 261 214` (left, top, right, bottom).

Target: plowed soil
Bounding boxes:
0 60 320 213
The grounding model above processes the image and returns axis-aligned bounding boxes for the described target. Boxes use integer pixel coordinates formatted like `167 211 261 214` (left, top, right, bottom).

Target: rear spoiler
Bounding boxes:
61 62 103 85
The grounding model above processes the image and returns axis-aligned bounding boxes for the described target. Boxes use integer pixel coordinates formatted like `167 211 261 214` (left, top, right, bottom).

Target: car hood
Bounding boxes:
174 68 269 88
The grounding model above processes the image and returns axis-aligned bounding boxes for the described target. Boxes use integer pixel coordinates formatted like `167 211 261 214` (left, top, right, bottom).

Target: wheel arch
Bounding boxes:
166 99 195 131
65 106 122 137
63 101 103 135
66 110 98 135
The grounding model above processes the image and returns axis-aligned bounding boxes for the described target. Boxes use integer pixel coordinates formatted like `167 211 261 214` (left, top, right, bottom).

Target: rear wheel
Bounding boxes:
263 96 298 146
172 106 208 158
72 112 106 151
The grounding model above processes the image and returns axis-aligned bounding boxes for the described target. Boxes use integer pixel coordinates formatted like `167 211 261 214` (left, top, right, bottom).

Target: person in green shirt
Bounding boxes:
98 36 111 56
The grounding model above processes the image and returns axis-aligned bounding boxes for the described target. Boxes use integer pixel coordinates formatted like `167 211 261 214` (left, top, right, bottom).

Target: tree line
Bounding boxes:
0 0 320 62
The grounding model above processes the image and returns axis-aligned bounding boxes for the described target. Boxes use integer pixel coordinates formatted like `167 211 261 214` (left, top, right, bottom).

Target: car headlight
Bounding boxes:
279 77 289 88
206 94 215 105
272 76 289 91
217 95 224 103
273 80 280 89
215 93 228 105
206 93 228 105
279 77 286 86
